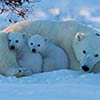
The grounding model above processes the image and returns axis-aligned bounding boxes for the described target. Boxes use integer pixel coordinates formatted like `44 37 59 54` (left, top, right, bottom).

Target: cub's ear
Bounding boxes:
75 32 85 42
22 32 26 37
28 34 32 38
26 34 32 41
44 36 48 42
7 32 11 35
45 38 47 42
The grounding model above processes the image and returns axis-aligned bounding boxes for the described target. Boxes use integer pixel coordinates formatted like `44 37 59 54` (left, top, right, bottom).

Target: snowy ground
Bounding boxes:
1 70 100 100
0 0 100 100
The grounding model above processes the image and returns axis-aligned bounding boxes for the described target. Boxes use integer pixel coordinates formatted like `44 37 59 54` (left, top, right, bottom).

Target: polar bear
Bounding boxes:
28 34 69 72
8 32 42 74
0 32 35 77
0 19 100 76
73 32 100 72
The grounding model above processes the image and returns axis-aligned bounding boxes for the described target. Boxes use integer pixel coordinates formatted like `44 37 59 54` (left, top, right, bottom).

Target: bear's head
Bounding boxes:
28 34 47 54
8 32 25 51
73 32 100 72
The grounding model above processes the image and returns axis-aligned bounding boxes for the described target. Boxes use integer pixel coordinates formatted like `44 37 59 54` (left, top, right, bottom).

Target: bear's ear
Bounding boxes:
22 32 26 38
44 37 48 42
28 34 32 38
75 32 85 42
44 38 47 42
7 32 11 35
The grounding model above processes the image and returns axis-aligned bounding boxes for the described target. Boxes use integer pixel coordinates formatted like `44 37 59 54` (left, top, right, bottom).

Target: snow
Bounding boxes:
0 0 100 100
0 70 100 100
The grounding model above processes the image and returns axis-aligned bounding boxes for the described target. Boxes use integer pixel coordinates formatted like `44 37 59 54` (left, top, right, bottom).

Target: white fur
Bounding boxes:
0 33 32 77
0 20 100 77
8 32 42 74
28 35 69 72
73 32 100 72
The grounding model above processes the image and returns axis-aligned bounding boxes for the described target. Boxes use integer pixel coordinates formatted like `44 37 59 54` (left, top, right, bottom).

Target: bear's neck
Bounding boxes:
16 42 29 60
41 42 53 57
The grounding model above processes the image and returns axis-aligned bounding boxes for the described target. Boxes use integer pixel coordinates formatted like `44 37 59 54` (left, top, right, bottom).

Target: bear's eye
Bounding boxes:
9 39 11 42
30 43 33 45
83 50 86 54
37 44 40 47
16 40 19 43
95 54 99 57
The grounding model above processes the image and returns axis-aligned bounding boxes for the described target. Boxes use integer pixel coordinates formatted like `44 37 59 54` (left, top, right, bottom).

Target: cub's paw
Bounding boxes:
15 67 33 78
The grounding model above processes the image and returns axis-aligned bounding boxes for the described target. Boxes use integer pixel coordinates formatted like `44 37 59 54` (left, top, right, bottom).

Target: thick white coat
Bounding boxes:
28 35 69 72
0 20 100 76
8 32 42 74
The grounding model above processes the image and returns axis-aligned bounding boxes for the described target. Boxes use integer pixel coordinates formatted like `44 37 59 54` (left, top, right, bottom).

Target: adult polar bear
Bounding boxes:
1 19 100 76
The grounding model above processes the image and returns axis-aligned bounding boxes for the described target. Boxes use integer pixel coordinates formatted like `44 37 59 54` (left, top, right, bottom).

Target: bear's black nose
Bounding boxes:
82 65 90 72
10 45 15 50
32 49 36 53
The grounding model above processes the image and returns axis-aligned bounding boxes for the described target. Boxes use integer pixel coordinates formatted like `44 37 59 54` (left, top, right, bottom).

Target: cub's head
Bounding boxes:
8 32 25 51
73 32 100 72
28 35 47 53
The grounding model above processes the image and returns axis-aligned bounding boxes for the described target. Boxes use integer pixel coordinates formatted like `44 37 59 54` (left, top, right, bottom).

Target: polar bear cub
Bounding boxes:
28 34 69 72
8 32 42 74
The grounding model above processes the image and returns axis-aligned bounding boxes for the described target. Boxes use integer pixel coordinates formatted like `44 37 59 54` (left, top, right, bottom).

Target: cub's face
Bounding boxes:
28 35 47 53
8 32 25 51
73 32 100 72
